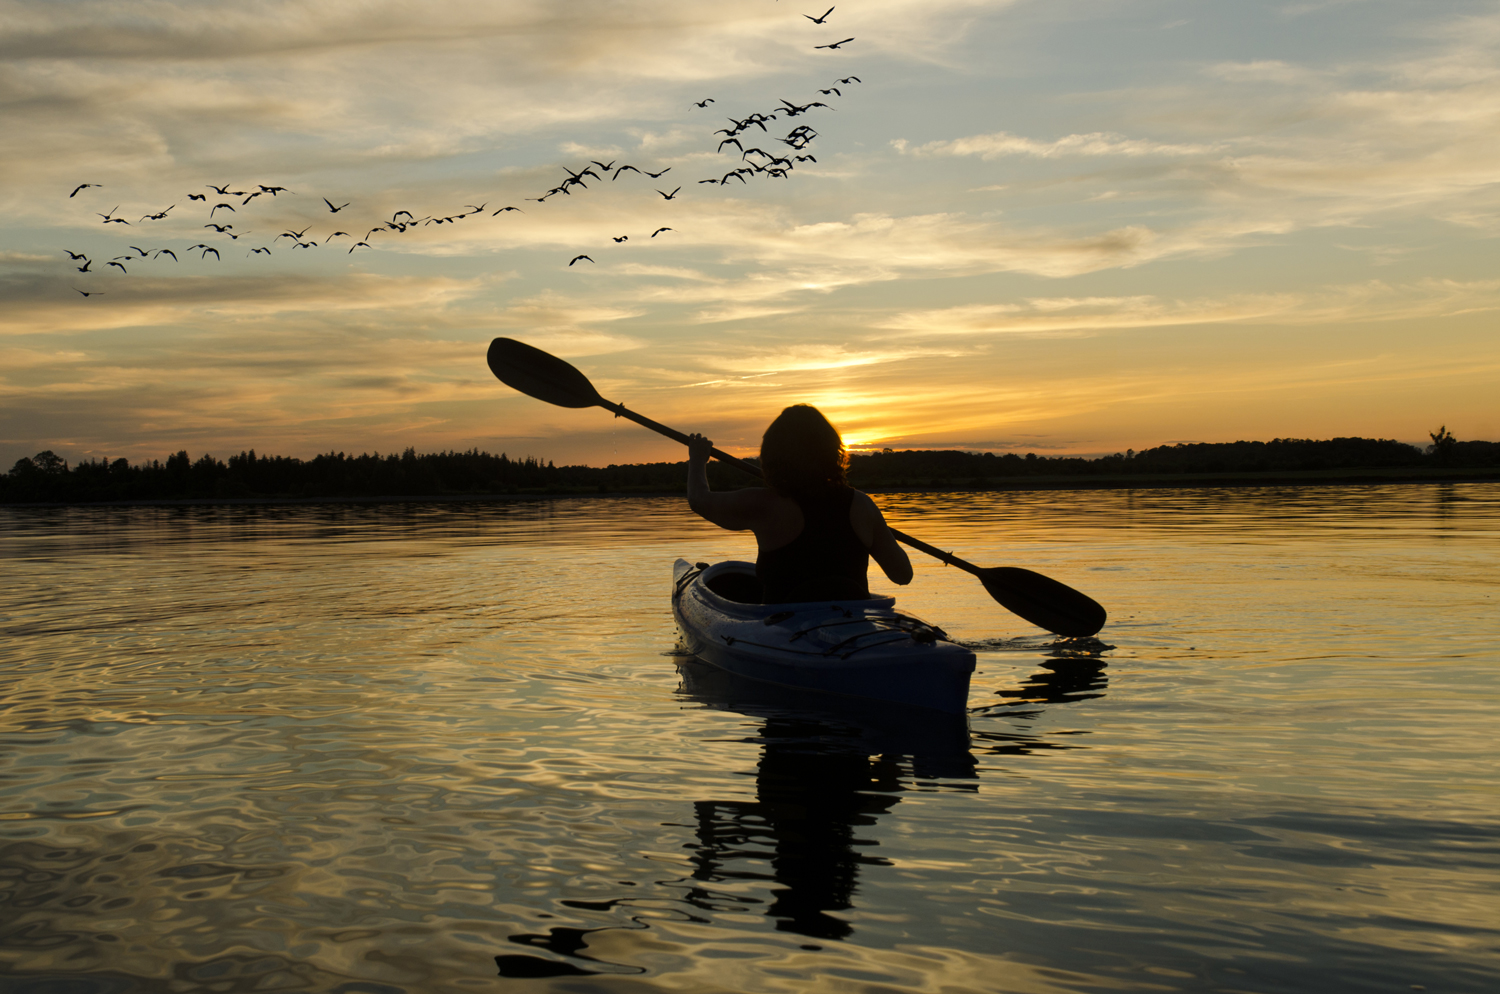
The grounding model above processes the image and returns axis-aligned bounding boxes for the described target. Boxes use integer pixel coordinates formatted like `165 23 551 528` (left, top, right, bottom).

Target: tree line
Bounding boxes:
3 432 1495 504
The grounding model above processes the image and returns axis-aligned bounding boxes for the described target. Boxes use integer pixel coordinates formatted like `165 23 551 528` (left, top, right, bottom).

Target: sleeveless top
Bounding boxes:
756 485 871 603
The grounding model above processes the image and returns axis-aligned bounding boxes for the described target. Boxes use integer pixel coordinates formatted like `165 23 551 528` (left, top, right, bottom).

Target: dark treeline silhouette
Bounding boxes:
3 435 1497 503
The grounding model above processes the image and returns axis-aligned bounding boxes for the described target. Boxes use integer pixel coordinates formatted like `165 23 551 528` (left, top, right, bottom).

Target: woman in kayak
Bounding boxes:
687 404 912 603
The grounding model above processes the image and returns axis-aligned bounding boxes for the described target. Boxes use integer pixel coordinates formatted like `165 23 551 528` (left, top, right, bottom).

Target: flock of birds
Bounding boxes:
59 9 863 297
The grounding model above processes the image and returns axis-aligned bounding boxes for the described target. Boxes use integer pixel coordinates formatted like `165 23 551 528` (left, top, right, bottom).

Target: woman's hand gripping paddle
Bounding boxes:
486 337 1108 637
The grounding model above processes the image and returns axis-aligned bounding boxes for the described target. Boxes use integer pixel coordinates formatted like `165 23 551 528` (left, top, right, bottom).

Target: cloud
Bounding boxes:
879 279 1500 338
892 131 1221 160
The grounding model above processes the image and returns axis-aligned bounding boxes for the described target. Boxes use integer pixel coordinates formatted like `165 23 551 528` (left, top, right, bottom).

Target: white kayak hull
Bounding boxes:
672 559 976 715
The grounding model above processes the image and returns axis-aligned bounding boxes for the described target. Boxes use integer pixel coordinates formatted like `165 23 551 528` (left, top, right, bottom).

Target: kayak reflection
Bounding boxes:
675 658 975 940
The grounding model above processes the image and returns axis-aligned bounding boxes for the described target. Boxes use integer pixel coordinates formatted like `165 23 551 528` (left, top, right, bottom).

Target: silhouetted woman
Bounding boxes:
687 405 912 603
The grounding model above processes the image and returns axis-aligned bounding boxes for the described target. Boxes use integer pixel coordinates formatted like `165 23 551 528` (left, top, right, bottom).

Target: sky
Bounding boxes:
2 0 1497 469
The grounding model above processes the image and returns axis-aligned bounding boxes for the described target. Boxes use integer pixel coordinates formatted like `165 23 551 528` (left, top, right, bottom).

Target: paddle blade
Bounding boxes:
487 337 604 409
978 567 1107 638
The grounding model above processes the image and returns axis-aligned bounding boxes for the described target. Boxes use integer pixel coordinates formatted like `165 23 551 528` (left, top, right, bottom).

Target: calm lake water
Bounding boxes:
2 484 1498 993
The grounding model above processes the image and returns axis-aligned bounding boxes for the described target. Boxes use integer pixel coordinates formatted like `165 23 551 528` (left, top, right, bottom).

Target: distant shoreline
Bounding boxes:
5 465 1496 508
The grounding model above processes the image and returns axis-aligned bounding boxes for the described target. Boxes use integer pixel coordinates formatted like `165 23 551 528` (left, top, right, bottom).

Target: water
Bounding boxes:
2 485 1497 993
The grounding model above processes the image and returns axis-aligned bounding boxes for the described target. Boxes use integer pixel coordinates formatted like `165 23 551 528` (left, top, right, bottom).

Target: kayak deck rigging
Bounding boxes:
672 559 976 714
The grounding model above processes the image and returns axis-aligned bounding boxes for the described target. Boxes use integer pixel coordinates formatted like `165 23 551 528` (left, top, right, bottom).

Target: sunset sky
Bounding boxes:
2 0 1496 469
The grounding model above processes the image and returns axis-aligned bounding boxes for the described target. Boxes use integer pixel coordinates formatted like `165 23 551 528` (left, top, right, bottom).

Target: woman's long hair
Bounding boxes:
760 404 848 498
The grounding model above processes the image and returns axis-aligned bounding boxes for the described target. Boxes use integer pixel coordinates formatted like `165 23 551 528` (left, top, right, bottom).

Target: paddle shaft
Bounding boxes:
597 396 985 575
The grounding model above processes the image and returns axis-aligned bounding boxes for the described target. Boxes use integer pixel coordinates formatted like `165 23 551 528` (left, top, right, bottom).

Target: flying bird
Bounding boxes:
819 87 841 96
283 226 311 240
643 167 671 178
154 249 178 261
568 255 594 266
464 204 487 215
128 246 149 257
323 198 349 213
250 247 272 255
348 241 370 253
327 231 350 239
69 183 101 198
73 287 104 296
693 98 715 107
837 76 861 84
651 227 672 237
718 138 743 153
65 250 88 260
392 210 414 221
492 205 523 214
205 223 233 232
612 165 640 180
258 185 289 195
656 187 681 200
613 235 628 243
140 206 175 221
106 260 127 273
188 193 207 201
200 246 220 260
591 160 616 173
804 7 834 24
210 203 236 216
207 184 233 195
815 38 854 49
76 260 92 273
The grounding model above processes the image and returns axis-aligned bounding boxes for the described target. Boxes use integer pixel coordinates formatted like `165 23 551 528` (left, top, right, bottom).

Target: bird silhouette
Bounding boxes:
154 249 178 261
250 247 272 256
591 161 616 173
188 193 207 201
327 231 350 239
613 235 628 243
815 38 854 49
205 223 233 232
283 226 312 240
258 185 289 195
207 184 233 195
651 227 672 237
65 250 88 260
656 187 682 200
210 203 236 216
568 255 594 266
492 205 523 214
106 260 127 273
323 198 350 212
612 165 641 180
140 206 175 221
718 138 743 153
200 246 220 260
75 260 92 273
128 246 149 257
837 75 861 83
694 98 715 108
643 168 671 178
348 241 370 253
392 210 414 222
464 204 487 215
69 183 101 198
804 7 834 24
819 87 841 96
242 192 262 204
73 287 104 296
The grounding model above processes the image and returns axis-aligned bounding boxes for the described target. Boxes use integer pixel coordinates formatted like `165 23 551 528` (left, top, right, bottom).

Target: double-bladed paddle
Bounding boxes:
486 337 1108 637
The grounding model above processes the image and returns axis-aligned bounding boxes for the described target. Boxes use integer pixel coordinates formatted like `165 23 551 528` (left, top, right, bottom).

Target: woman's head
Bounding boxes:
760 404 847 496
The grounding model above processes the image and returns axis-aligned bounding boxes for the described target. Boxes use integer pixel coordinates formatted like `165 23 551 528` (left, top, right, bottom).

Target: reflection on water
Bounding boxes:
2 484 1499 993
678 660 972 941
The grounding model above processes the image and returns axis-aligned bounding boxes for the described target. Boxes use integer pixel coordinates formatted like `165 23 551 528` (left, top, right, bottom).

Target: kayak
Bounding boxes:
672 559 977 715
